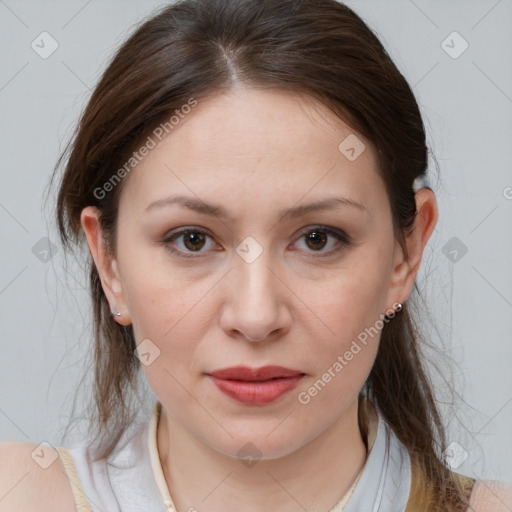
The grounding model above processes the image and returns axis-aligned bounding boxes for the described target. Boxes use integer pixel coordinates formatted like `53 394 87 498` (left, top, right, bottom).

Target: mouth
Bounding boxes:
208 365 304 381
206 366 305 405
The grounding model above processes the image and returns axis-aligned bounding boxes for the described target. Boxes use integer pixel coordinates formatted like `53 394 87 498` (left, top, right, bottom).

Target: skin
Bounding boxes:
81 86 438 512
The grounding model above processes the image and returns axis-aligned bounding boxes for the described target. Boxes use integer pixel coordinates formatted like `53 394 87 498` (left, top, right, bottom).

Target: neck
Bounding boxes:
157 399 368 512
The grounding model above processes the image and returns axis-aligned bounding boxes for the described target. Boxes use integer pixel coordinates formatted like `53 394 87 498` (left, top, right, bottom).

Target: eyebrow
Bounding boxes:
144 194 368 220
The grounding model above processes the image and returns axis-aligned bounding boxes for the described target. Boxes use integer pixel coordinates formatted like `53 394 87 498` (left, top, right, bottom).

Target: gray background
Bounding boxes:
0 0 511 483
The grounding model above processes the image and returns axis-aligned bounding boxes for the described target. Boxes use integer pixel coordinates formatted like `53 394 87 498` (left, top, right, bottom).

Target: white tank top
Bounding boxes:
55 400 413 512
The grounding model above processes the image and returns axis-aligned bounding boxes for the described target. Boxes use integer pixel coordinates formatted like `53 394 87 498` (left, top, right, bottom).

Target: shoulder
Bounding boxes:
0 441 76 512
467 479 512 512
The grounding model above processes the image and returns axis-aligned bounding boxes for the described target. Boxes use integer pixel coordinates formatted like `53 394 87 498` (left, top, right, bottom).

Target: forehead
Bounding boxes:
118 87 386 218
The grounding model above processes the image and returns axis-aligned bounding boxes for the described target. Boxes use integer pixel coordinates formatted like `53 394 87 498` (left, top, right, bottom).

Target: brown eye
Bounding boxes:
182 230 207 251
304 230 328 251
162 225 351 259
295 226 352 256
162 228 215 257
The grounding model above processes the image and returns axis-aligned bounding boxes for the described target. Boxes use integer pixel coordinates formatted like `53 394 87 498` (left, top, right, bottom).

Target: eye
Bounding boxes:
161 225 352 259
161 228 217 257
293 226 352 256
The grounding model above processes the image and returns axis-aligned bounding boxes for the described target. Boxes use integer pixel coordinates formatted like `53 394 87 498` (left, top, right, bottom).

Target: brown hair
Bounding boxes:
50 0 469 509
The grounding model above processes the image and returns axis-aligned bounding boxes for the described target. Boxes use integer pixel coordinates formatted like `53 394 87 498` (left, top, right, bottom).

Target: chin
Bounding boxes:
201 426 308 463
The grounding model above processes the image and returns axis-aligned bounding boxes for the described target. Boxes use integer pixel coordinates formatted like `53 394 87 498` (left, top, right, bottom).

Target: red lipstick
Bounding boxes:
207 365 304 405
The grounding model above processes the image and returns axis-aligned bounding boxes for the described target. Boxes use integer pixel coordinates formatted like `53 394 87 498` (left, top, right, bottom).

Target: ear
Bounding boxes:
385 187 439 310
80 206 132 326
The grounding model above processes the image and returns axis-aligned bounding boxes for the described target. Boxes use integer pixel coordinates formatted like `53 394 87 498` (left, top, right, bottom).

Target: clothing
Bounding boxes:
56 400 474 511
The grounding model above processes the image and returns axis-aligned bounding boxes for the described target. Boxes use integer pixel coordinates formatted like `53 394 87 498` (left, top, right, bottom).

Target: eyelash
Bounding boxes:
160 226 352 259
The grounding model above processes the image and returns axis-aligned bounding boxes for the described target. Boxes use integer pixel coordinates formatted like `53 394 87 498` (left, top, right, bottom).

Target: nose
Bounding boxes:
219 248 291 343
245 334 264 342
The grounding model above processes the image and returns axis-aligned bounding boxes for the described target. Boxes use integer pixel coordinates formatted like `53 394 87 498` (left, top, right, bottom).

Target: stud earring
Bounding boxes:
110 310 122 317
384 302 403 321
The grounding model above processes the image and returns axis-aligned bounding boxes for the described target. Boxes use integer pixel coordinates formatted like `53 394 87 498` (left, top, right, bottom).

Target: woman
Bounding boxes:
0 0 510 510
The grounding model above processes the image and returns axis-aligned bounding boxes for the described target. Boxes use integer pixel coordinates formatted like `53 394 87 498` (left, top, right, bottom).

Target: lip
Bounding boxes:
207 366 305 405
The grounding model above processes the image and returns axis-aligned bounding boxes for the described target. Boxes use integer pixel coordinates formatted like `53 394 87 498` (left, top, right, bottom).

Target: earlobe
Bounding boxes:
80 206 132 325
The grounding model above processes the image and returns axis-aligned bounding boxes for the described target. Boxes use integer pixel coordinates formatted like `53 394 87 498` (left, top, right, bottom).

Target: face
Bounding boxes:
85 86 415 460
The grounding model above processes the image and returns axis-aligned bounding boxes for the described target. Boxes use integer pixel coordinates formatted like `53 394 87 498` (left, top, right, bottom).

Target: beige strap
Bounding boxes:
149 401 176 511
56 446 94 512
329 399 378 511
328 466 364 511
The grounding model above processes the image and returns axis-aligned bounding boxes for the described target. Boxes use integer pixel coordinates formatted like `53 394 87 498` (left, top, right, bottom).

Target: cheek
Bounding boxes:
117 240 191 335
117 261 203 383
299 248 391 386
297 286 382 418
123 267 209 410
307 253 391 342
127 278 205 355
